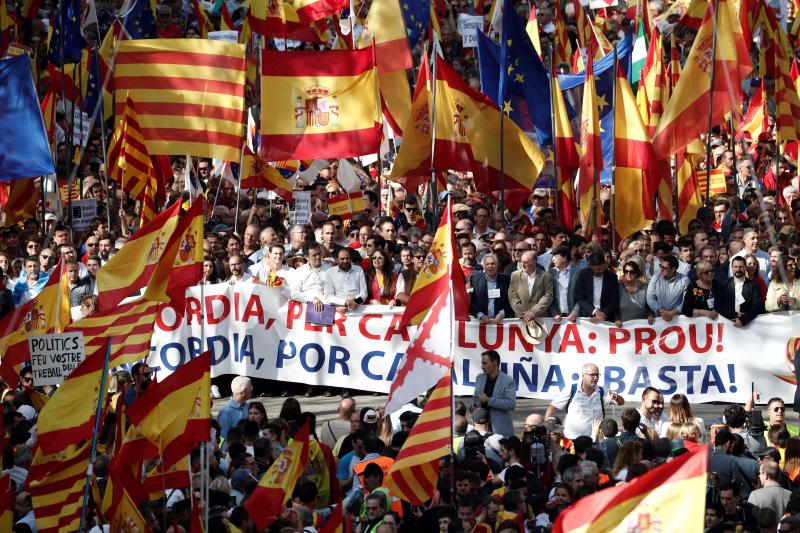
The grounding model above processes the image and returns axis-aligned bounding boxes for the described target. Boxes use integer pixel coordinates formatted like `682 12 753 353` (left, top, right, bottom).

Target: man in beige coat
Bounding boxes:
509 250 554 326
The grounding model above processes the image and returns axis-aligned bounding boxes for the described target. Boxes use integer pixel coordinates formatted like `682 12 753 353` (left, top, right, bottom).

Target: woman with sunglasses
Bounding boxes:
682 260 720 319
766 256 800 311
615 261 654 327
365 248 397 305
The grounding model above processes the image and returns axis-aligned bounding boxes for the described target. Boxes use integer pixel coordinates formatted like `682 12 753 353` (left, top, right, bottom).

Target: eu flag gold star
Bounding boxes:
597 94 608 111
503 100 513 114
515 73 524 83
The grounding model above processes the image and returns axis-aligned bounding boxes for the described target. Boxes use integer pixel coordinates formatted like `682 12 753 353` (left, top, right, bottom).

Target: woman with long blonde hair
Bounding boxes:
661 394 706 443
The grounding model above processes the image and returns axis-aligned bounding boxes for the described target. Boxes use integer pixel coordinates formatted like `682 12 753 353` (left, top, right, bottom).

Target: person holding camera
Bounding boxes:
471 350 516 438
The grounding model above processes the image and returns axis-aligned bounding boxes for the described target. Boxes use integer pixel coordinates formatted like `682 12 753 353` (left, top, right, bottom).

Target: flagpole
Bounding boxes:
548 44 561 231
610 47 618 256
497 0 506 219
430 44 440 224
200 278 209 530
704 0 720 200
234 144 245 233
78 340 112 532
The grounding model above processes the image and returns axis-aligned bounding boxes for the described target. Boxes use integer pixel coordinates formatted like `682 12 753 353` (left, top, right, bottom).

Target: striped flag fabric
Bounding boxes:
114 38 246 161
635 27 667 138
248 0 325 42
327 192 366 220
260 47 382 160
551 67 579 231
525 3 541 57
293 0 348 22
554 445 707 532
737 78 767 141
578 47 603 235
385 370 451 505
245 421 311 531
552 4 572 68
677 141 706 234
27 443 91 533
126 351 211 469
106 96 161 225
241 149 295 202
0 177 37 225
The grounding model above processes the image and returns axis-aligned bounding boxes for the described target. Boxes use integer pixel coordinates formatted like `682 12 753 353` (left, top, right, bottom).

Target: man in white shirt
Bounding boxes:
729 228 771 279
324 248 368 311
227 254 252 284
545 363 624 440
290 243 329 309
636 387 666 438
248 244 291 285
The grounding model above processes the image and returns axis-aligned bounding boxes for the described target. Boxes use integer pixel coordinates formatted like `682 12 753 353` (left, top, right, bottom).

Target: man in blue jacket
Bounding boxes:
471 350 516 437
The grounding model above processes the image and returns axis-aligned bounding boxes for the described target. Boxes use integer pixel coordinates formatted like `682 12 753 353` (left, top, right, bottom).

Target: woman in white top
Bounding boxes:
660 393 707 443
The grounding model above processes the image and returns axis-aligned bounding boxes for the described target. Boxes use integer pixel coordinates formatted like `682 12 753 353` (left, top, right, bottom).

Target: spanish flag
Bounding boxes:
636 27 667 139
126 351 211 469
248 0 325 42
737 78 768 141
260 47 382 161
364 0 413 133
525 3 542 57
293 0 348 23
652 0 751 159
385 370 451 505
241 148 294 202
244 421 311 531
553 445 707 532
388 53 432 193
677 140 706 234
613 64 656 239
319 501 344 533
0 256 70 385
0 179 36 227
95 199 181 310
114 38 246 161
106 473 150 533
551 64 579 231
36 298 162 454
27 442 91 533
399 199 468 327
433 53 545 211
327 192 366 220
578 47 603 235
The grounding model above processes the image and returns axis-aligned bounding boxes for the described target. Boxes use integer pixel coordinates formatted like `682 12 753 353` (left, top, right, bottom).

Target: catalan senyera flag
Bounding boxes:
95 200 180 309
399 199 468 327
260 47 382 161
106 96 162 224
578 48 603 235
636 26 667 138
0 257 69 385
525 3 541 57
388 53 432 192
553 445 707 533
126 351 211 469
35 298 162 455
737 78 767 141
652 0 752 159
433 53 545 211
365 0 413 133
114 39 246 161
385 370 451 505
573 0 605 60
552 4 572 69
677 140 706 234
27 443 91 533
613 65 656 239
551 67 579 231
327 192 366 220
189 0 214 38
0 474 11 532
241 149 294 202
248 0 325 42
244 421 311 531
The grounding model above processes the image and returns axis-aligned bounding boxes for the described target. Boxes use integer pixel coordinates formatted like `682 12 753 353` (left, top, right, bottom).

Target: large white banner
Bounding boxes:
148 283 800 403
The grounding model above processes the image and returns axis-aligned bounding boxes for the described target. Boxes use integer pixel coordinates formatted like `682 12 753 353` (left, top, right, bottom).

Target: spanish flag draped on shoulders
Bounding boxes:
553 445 707 532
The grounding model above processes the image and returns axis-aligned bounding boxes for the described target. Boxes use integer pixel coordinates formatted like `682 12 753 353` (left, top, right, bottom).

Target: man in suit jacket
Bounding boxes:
548 245 580 319
508 251 553 324
469 253 513 321
717 256 764 326
471 350 516 437
573 251 620 321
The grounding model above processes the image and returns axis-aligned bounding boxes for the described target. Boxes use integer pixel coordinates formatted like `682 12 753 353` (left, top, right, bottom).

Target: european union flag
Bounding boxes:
401 0 429 51
558 35 632 184
84 50 101 119
476 0 551 145
120 0 157 39
47 0 87 66
0 55 56 180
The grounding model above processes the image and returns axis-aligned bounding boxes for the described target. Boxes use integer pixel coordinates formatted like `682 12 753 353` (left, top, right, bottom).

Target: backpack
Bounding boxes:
565 383 605 419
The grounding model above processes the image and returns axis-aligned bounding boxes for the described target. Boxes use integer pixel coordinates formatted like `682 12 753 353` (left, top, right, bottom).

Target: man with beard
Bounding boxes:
125 362 153 407
718 256 764 327
636 387 666 438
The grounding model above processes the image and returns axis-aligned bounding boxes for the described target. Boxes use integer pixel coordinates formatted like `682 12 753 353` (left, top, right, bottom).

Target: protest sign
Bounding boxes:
149 284 800 403
71 199 97 231
208 31 238 42
29 332 85 387
290 191 311 225
457 14 484 48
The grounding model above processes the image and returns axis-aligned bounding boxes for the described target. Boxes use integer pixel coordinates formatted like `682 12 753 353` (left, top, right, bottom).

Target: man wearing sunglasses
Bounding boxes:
125 362 154 408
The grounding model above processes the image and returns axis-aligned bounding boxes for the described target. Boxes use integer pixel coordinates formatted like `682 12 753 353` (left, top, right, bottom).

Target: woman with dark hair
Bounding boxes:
248 402 268 429
201 258 221 284
615 260 653 326
278 397 301 433
365 248 397 305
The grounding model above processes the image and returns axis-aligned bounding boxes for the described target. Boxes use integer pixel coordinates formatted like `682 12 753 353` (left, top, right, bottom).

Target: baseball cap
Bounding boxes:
361 407 379 426
17 405 36 421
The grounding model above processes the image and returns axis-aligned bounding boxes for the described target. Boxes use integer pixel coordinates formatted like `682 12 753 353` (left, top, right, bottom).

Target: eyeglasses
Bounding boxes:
372 256 384 261
584 372 600 378
405 206 418 212
27 244 39 249
413 255 425 260
86 243 98 247
773 406 786 412
21 376 32 383
623 269 636 275
332 224 342 230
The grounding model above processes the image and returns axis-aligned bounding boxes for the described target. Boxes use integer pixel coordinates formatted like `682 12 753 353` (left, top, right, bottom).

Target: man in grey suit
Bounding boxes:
508 250 554 326
472 350 516 437
748 460 792 518
548 245 580 320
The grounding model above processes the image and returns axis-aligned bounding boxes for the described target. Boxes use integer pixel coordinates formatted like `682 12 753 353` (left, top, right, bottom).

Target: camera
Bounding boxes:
463 433 485 458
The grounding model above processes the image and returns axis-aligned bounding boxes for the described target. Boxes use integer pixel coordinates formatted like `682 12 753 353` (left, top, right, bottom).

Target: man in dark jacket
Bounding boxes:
469 253 513 322
717 256 764 326
573 251 620 321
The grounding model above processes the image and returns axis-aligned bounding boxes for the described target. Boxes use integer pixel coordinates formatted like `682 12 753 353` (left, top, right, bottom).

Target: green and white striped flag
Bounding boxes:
630 22 648 87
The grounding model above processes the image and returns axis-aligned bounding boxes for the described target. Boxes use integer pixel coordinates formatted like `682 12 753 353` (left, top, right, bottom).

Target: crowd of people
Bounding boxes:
1 0 800 529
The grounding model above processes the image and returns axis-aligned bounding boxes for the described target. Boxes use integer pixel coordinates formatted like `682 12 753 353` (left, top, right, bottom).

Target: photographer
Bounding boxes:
725 404 768 457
